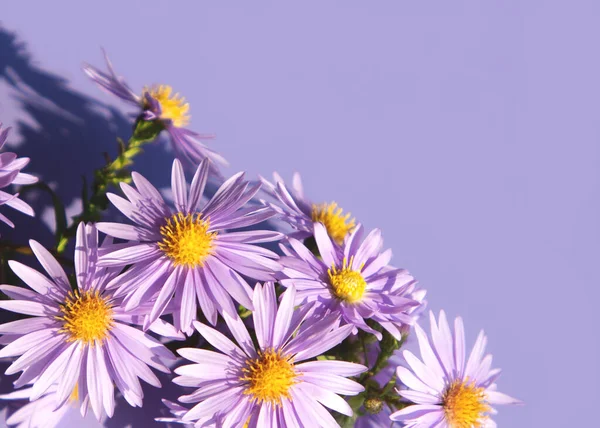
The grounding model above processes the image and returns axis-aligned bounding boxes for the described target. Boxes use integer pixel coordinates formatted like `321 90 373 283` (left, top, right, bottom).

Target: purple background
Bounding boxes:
1 1 599 426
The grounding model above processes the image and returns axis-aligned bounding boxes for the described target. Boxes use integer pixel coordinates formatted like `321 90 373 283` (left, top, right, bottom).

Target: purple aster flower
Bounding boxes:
390 311 522 427
165 281 367 427
280 222 422 340
0 223 176 421
260 172 355 245
96 158 282 335
83 51 227 171
0 124 38 228
0 386 89 428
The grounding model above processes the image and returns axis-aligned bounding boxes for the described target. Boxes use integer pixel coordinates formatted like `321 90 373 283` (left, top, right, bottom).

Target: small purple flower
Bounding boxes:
83 51 227 171
280 222 422 340
0 223 176 421
96 159 282 335
164 281 367 427
391 311 522 427
260 172 355 245
0 124 38 229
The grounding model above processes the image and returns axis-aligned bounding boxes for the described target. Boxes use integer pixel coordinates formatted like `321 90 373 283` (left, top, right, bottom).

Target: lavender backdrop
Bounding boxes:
1 1 599 427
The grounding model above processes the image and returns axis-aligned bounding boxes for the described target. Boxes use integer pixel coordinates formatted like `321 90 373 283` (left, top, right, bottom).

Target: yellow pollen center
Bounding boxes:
241 349 297 405
58 290 113 344
145 84 190 127
70 384 79 402
328 257 367 303
158 212 216 267
442 380 491 428
311 202 355 245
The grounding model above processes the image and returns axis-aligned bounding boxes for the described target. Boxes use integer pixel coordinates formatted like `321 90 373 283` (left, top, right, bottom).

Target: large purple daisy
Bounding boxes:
0 223 177 421
391 311 521 427
280 222 422 340
96 158 282 334
83 51 227 171
260 172 355 245
0 124 38 229
165 281 367 427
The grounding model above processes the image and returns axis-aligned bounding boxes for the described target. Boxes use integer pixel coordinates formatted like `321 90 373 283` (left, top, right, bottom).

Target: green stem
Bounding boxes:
56 119 163 253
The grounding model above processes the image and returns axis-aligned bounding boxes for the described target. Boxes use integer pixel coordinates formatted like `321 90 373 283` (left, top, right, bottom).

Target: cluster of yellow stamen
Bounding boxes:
311 202 355 244
70 384 79 402
145 84 190 127
328 256 367 303
158 212 216 267
58 290 113 344
240 349 297 405
442 379 491 427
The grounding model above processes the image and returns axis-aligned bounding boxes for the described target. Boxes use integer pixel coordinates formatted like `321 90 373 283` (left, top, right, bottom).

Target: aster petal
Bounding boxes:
0 298 57 317
55 342 84 409
4 196 34 216
223 312 256 358
399 389 441 405
5 334 64 376
389 404 444 422
296 360 367 377
29 240 70 291
179 269 197 335
110 323 174 372
430 311 454 377
193 321 246 361
361 248 392 278
182 386 244 422
131 171 166 204
253 282 276 350
296 382 353 416
99 243 161 267
414 324 446 384
396 366 438 395
204 257 253 311
272 285 296 349
123 260 171 310
222 396 254 428
177 380 234 402
352 228 383 269
96 222 153 241
0 327 59 358
289 388 338 428
194 268 218 325
314 223 337 267
171 159 188 212
454 316 466 378
105 339 143 407
0 316 56 335
187 158 209 212
402 350 445 393
31 342 77 400
300 372 365 395
177 348 233 366
464 330 488 380
218 231 283 244
145 266 180 329
486 390 523 405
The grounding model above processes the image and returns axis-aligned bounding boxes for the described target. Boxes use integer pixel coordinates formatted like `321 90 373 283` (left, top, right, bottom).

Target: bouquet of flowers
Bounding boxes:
0 52 520 427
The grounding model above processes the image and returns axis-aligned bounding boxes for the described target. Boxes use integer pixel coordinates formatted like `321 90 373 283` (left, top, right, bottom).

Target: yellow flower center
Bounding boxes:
158 212 216 267
311 202 355 245
58 290 113 344
328 257 367 303
145 84 190 127
241 349 297 405
442 380 491 428
70 384 79 402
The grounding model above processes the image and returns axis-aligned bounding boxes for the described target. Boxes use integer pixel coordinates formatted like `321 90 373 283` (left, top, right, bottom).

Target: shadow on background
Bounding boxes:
0 25 175 427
